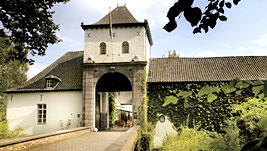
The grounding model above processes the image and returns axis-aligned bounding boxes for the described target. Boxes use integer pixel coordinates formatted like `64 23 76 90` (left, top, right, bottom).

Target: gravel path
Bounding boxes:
27 128 136 151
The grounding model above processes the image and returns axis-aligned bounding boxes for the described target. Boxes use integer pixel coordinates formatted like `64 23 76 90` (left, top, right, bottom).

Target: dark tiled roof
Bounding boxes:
8 51 83 92
94 6 139 24
148 56 267 83
8 53 267 92
81 6 153 46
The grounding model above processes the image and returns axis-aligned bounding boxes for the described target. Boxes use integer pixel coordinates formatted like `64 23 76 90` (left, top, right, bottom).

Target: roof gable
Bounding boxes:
94 6 139 25
81 6 153 46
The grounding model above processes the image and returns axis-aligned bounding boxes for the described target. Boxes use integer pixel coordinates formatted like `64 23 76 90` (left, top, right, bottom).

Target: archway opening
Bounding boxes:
95 72 133 131
96 72 132 92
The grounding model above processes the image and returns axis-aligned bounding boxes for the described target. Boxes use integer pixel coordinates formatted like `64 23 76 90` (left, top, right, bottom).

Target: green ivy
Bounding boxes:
109 92 117 128
147 79 266 132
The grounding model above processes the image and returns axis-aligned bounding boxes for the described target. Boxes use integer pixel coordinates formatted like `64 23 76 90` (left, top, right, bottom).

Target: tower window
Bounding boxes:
100 42 106 55
122 41 129 54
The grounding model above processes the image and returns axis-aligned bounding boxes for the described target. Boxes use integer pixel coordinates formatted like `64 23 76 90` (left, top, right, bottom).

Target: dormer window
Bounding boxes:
46 80 53 89
45 75 61 89
122 41 129 54
100 42 106 55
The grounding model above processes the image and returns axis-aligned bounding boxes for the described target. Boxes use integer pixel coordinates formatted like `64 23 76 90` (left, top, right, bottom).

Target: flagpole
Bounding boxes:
109 7 114 62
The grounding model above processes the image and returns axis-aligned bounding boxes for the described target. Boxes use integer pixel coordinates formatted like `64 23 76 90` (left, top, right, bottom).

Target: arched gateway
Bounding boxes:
81 6 153 130
95 72 132 130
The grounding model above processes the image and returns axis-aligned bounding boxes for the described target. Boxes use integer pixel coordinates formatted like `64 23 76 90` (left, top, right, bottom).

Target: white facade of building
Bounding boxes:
83 27 151 63
5 6 151 135
6 91 82 135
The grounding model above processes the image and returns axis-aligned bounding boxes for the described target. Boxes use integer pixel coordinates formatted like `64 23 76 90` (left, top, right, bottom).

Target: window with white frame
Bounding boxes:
122 41 129 54
37 104 47 124
46 79 53 88
99 42 106 55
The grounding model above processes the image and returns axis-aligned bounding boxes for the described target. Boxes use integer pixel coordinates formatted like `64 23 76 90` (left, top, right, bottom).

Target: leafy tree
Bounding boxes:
0 0 69 64
0 31 28 122
168 50 180 58
164 0 241 33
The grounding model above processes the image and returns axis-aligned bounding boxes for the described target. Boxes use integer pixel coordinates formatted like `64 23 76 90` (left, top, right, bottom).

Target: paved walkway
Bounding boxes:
27 127 138 151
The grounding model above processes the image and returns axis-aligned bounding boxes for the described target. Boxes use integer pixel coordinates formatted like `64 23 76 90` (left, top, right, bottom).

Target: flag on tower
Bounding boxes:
109 7 113 40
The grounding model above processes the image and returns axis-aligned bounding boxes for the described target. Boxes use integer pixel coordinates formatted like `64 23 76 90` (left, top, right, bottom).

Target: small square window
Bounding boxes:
37 104 47 124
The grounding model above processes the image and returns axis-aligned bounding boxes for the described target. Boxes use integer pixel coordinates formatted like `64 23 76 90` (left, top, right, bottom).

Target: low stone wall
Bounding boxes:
0 127 91 151
120 126 139 151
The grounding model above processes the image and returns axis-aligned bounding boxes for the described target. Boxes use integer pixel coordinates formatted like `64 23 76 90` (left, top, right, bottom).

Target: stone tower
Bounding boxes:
81 6 153 130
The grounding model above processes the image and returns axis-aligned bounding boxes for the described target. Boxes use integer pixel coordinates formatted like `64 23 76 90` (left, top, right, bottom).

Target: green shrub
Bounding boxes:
140 133 152 151
161 126 215 151
0 121 25 140
241 135 267 151
231 98 267 144
210 120 241 151
135 129 153 151
135 122 154 151
160 121 242 151
0 97 7 122
58 119 72 130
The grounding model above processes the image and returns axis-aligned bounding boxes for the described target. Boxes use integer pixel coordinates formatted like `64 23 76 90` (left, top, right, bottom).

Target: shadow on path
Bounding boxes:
101 128 129 132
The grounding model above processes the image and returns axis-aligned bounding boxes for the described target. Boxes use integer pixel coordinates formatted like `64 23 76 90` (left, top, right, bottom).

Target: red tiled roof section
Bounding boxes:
148 56 267 82
94 6 140 24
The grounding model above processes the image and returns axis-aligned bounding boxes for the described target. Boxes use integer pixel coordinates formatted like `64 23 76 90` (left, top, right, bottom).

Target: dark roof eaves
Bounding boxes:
147 79 265 83
81 22 153 46
81 22 146 29
144 20 153 46
150 56 267 60
5 88 82 93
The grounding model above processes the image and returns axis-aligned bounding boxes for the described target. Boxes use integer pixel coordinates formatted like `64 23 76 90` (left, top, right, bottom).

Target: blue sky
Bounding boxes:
28 0 267 78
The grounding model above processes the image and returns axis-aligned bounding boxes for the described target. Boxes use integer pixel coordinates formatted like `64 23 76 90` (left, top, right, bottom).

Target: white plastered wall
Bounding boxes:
6 91 82 135
144 32 151 77
84 26 150 63
116 91 132 105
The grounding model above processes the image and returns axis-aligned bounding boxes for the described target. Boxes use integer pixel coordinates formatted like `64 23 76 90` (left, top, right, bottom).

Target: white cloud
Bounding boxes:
241 48 267 56
233 34 267 56
197 50 217 57
27 63 47 80
254 33 267 47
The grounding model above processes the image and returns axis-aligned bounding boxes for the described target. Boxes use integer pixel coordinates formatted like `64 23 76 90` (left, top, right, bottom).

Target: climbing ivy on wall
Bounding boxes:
109 92 117 128
147 79 266 132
